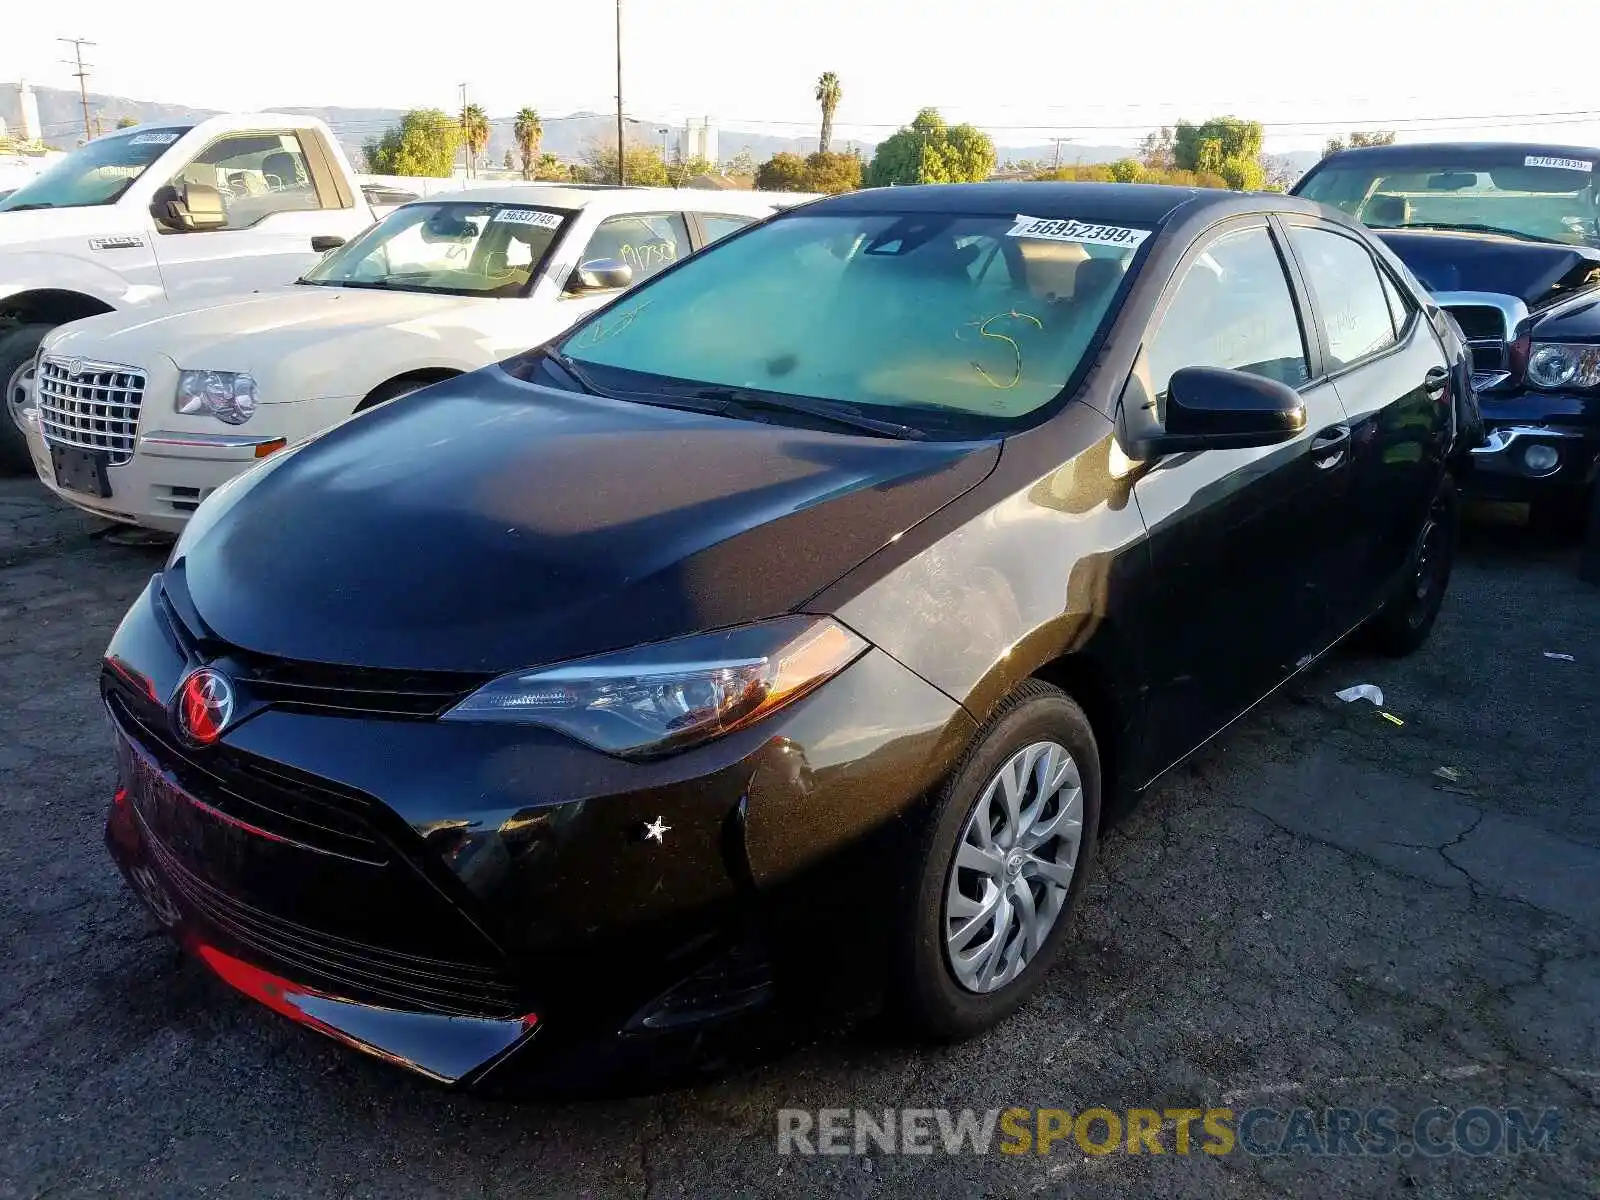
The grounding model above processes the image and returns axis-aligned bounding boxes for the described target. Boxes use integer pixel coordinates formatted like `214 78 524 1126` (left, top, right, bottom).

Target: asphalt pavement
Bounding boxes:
1 478 1596 1198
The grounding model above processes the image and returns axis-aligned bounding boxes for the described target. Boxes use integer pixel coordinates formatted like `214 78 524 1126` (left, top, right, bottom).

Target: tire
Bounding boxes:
1366 474 1459 657
0 323 52 473
895 679 1101 1042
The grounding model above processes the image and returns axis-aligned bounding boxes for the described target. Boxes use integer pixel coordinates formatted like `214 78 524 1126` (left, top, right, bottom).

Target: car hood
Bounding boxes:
47 286 494 370
172 367 1000 673
1376 229 1600 310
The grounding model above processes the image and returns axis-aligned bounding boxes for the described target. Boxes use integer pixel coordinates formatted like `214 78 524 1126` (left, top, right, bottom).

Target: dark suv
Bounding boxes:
1294 142 1600 531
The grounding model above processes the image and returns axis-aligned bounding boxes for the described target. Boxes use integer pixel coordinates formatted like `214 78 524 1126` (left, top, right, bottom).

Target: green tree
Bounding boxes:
803 150 861 194
756 151 811 191
726 148 758 178
115 116 138 129
578 139 669 186
1107 157 1143 183
815 71 842 155
461 103 490 176
534 152 570 181
667 155 716 187
865 108 996 187
363 109 463 178
513 107 543 180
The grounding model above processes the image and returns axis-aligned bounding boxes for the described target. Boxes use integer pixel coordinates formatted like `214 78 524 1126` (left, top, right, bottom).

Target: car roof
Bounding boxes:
803 181 1336 229
1312 141 1599 166
406 184 802 215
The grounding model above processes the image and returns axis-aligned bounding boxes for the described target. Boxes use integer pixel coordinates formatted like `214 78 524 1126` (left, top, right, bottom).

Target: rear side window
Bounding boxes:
1378 268 1414 336
1146 225 1310 396
1287 226 1398 369
699 214 754 245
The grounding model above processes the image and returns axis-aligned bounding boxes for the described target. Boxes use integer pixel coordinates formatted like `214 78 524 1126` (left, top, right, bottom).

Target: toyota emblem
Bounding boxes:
175 667 235 746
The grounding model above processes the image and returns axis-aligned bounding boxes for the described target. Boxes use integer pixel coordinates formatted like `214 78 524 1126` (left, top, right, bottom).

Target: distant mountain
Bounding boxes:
0 86 1322 182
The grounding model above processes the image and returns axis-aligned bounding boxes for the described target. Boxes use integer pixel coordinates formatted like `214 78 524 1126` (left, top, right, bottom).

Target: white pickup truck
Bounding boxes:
0 113 380 467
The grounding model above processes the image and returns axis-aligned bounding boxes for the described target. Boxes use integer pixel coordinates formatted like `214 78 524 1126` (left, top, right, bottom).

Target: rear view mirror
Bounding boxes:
152 182 227 232
1425 171 1478 192
420 213 477 243
566 258 634 294
1141 366 1306 455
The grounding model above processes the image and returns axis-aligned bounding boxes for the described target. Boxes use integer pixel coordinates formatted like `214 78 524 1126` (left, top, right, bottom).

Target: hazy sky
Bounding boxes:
5 0 1599 152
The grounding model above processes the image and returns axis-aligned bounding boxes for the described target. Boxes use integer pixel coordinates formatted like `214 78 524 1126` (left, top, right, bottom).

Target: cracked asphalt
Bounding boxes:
1 477 1596 1198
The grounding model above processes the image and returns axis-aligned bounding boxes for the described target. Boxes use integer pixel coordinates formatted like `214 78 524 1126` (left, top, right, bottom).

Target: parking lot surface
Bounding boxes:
1 477 1596 1199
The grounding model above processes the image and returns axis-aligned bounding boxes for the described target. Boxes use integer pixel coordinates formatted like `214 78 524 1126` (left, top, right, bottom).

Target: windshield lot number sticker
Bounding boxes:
129 132 181 146
1525 155 1592 172
493 208 563 229
1008 215 1149 249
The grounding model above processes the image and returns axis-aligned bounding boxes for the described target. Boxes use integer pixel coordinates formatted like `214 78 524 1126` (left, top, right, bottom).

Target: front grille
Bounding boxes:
138 817 523 1017
107 690 387 864
1444 305 1505 341
1442 304 1509 382
36 355 146 464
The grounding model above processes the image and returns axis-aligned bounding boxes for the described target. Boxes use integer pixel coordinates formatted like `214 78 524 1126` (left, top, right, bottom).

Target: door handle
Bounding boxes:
311 235 346 252
1310 424 1351 469
1423 366 1450 400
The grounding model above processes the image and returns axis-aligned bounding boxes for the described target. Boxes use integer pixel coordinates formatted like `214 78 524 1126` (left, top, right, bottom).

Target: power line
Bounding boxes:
57 37 96 142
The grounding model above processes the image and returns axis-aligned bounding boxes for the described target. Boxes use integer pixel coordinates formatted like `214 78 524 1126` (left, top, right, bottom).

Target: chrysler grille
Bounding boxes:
36 356 146 465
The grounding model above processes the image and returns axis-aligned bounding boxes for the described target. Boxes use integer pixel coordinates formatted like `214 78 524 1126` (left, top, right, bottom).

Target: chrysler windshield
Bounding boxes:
555 212 1147 433
302 201 572 297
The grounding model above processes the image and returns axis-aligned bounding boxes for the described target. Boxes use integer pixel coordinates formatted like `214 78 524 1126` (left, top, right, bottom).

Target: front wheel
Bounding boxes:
1366 474 1458 657
895 680 1101 1041
0 323 52 472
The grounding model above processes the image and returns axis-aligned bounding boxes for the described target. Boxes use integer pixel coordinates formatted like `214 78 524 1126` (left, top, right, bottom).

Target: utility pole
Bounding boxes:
458 82 470 178
614 0 626 185
1051 137 1067 171
59 37 96 143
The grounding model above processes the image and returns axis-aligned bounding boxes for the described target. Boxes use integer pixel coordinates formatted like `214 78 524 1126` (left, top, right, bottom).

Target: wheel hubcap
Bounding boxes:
944 740 1083 994
5 359 34 432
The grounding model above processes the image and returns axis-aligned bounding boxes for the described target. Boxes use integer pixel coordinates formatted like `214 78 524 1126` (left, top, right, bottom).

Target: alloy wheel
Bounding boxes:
1408 497 1449 629
943 740 1084 994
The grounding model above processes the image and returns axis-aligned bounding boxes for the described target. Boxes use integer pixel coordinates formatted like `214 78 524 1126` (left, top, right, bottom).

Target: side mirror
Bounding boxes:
152 182 227 232
566 257 634 294
1140 366 1306 456
311 235 346 253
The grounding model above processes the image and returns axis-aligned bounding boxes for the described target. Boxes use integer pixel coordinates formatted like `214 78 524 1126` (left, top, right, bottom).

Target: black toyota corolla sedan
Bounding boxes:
101 183 1466 1089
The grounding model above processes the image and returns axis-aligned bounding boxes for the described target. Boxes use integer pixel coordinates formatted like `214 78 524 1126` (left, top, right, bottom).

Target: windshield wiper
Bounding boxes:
1394 222 1567 245
0 202 52 211
684 385 929 441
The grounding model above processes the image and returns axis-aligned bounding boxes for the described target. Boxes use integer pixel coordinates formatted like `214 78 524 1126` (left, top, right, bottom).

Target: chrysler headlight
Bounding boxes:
442 617 868 758
176 369 259 424
1526 343 1600 390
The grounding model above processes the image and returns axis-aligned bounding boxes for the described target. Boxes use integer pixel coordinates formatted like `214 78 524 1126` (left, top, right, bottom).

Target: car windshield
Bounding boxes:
301 201 572 297
555 211 1148 434
1297 152 1600 247
0 128 190 212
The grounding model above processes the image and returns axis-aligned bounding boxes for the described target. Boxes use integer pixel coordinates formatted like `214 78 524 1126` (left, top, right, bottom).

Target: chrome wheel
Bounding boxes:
5 356 34 434
944 740 1084 994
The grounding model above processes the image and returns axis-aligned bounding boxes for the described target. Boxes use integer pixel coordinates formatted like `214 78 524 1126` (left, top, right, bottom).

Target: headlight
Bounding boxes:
176 369 258 424
1526 343 1600 390
441 616 868 758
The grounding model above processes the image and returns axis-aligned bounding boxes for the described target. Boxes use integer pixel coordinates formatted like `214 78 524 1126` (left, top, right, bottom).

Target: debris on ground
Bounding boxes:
1433 766 1464 784
1336 684 1384 706
1542 651 1575 662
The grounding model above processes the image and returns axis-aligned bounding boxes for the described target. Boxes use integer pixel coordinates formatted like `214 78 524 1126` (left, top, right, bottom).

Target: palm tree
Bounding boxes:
462 103 490 177
815 72 842 155
513 108 543 181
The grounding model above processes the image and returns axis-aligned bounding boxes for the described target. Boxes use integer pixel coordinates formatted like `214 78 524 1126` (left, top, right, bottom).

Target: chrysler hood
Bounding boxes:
173 367 999 673
47 286 489 373
1377 229 1600 310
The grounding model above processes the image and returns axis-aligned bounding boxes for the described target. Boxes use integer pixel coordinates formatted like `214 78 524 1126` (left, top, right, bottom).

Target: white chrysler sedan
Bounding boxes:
20 184 811 531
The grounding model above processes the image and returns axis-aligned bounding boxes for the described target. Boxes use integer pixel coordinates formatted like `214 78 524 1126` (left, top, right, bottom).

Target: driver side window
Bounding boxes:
167 132 327 230
580 213 692 285
1146 225 1311 397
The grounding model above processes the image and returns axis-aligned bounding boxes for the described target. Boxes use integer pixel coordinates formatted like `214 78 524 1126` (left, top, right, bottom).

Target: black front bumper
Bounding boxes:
99 575 974 1089
1462 391 1599 502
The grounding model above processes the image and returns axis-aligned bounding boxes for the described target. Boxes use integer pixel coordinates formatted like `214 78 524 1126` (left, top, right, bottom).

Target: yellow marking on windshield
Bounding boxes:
958 310 1043 389
574 301 654 348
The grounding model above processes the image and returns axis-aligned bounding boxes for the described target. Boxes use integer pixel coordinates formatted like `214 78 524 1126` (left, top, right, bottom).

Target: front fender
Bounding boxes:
0 251 158 310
